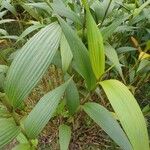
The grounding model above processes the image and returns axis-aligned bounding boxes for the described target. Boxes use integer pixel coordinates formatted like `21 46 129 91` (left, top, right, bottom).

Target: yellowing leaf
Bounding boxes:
100 80 149 150
131 36 142 52
0 39 8 46
86 6 105 79
139 52 150 60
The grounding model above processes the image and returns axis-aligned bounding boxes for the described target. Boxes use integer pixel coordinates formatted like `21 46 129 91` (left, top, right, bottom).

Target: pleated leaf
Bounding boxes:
100 80 149 150
0 118 20 149
105 44 124 80
65 74 80 115
60 34 73 73
1 0 17 16
20 3 40 20
5 22 61 108
58 17 96 90
59 124 71 150
86 7 105 79
24 80 70 139
16 133 28 144
83 102 132 150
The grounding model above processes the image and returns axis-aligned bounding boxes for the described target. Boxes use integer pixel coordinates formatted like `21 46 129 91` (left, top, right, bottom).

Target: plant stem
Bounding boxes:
82 8 86 40
81 92 91 104
100 0 113 28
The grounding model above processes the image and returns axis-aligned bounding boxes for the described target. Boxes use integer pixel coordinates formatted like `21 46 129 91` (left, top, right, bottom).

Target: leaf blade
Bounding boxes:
52 0 82 25
5 22 61 108
60 34 73 73
58 17 96 90
100 80 149 150
86 7 105 79
0 119 20 149
59 124 71 150
24 80 70 139
65 74 80 115
83 102 132 150
105 43 124 80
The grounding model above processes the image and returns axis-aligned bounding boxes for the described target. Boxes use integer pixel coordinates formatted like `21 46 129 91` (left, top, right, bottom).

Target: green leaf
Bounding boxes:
0 35 18 40
24 80 71 139
20 3 40 20
60 34 73 73
16 133 29 144
0 19 15 25
0 65 8 74
105 44 124 80
91 0 115 21
17 24 45 42
58 17 96 90
101 16 128 41
0 28 8 36
0 10 8 18
0 107 8 118
117 47 137 53
26 2 51 14
86 7 105 79
83 102 132 150
65 75 79 115
12 144 31 150
0 118 20 149
137 59 150 73
59 124 71 150
52 0 82 25
0 65 8 90
116 25 138 33
2 0 17 16
5 22 61 108
0 104 10 118
100 80 149 150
